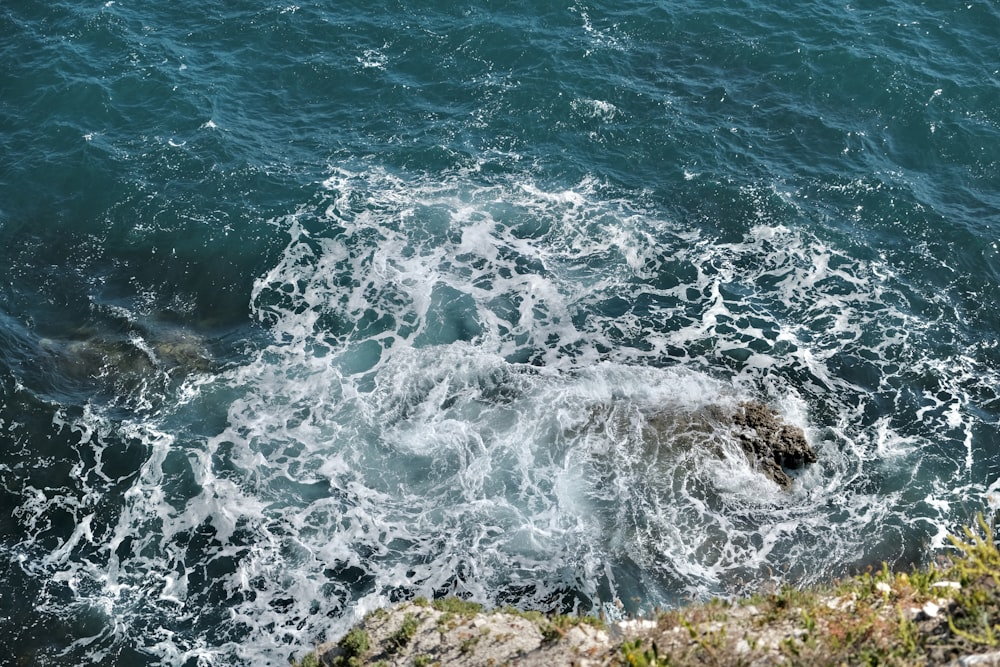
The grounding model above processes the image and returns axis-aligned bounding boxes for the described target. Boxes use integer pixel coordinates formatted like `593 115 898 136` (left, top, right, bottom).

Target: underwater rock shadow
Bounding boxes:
35 315 216 404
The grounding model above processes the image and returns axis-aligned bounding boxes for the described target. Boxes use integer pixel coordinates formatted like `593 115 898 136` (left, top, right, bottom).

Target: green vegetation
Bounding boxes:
386 612 420 654
435 611 456 634
944 514 1000 648
328 627 372 667
340 628 371 656
613 514 1000 666
499 606 544 623
368 607 390 622
292 626 372 667
459 634 480 654
430 597 483 617
291 652 321 667
620 638 669 667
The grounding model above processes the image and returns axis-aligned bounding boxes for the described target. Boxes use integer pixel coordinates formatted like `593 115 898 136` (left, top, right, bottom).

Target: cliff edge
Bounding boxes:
295 516 1000 667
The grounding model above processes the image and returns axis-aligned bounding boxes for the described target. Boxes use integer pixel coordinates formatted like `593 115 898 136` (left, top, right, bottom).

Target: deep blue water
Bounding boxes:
2 0 1000 664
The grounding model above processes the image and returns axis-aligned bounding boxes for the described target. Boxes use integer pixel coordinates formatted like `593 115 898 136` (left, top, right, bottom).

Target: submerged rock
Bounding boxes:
732 401 816 489
39 323 213 383
35 319 215 406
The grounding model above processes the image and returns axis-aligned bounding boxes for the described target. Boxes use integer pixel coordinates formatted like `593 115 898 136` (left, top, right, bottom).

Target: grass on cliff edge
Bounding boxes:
294 514 1000 666
623 513 1000 667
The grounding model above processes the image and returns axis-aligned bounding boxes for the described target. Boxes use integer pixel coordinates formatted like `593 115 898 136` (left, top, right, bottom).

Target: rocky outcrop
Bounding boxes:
733 401 816 489
312 599 612 667
300 570 1000 667
294 514 1000 667
580 397 816 491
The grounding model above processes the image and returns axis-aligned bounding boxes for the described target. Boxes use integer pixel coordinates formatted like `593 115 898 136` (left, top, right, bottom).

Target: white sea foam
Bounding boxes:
357 47 388 70
571 98 619 121
12 165 997 666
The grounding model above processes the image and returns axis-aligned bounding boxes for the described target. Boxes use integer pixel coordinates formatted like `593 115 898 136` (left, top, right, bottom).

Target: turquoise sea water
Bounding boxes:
2 0 999 664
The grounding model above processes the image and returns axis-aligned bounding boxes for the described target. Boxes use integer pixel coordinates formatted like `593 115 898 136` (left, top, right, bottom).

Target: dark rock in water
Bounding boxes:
38 324 213 391
573 397 814 491
733 401 816 489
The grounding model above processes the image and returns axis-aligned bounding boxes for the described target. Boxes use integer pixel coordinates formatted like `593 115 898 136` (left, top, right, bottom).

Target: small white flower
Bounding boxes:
931 581 961 590
875 582 891 594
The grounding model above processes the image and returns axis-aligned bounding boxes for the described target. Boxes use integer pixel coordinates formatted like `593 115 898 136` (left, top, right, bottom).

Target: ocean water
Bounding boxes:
2 0 999 664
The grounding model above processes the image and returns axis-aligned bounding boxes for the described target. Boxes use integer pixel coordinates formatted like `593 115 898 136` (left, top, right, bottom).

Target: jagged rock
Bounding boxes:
299 518 1000 667
576 397 815 491
302 585 995 667
732 401 816 489
314 600 611 667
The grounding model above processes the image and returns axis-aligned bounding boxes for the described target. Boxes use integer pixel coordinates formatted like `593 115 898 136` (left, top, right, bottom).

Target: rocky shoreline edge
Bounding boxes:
294 516 1000 667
